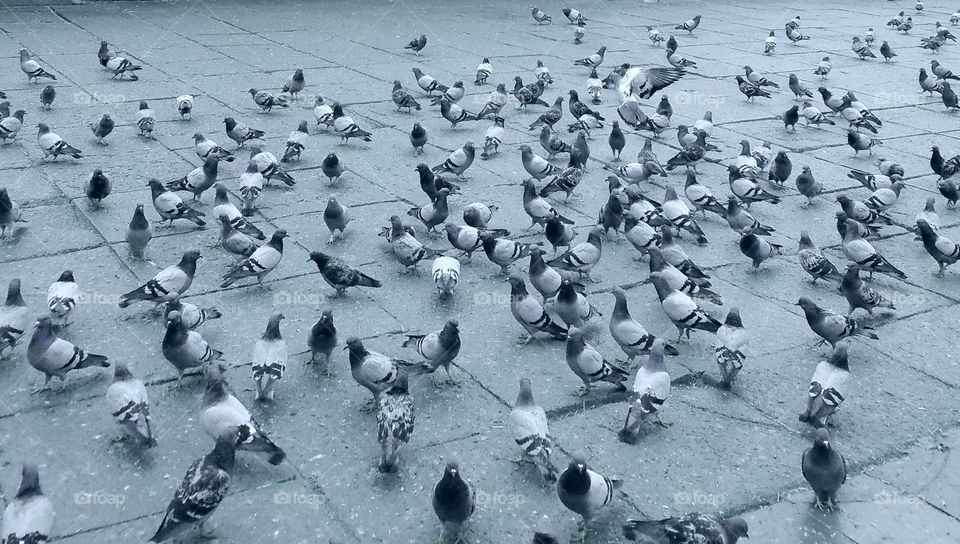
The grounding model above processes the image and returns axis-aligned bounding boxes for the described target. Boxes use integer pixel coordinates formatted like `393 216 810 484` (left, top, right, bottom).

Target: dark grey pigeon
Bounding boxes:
162 310 223 386
432 456 475 542
798 231 842 286
309 251 381 295
377 370 414 472
308 310 337 366
557 451 622 539
841 264 894 315
797 297 877 347
802 427 847 510
624 513 749 543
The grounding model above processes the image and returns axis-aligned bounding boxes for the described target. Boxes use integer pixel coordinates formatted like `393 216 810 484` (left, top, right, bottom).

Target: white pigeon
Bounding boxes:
46 270 80 329
105 363 157 447
252 313 287 402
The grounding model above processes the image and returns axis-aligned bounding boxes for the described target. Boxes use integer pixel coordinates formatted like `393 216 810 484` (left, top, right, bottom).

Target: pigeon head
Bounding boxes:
297 120 309 133
166 310 182 326
263 313 284 340
647 247 666 272
515 377 535 407
795 297 820 316
319 310 334 328
844 263 861 279
645 339 666 371
506 273 527 295
113 362 134 382
443 456 461 478
798 230 815 250
723 307 743 328
568 450 589 473
314 95 326 106
494 116 505 126
193 132 206 143
12 110 25 121
308 251 330 268
5 278 24 306
16 464 42 498
813 427 832 449
344 337 368 365
829 340 850 370
248 88 259 96
138 100 149 110
209 428 238 473
19 48 29 60
180 250 202 266
37 122 50 134
722 517 749 541
223 117 236 129
244 160 259 174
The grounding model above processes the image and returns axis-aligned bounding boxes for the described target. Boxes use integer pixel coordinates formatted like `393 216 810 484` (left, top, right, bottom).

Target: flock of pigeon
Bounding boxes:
2 2 960 544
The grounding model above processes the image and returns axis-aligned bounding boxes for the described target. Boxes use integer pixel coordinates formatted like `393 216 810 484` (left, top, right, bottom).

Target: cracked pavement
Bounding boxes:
1 0 960 543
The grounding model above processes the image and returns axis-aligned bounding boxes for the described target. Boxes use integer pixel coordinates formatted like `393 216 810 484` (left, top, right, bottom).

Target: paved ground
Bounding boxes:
1 0 959 543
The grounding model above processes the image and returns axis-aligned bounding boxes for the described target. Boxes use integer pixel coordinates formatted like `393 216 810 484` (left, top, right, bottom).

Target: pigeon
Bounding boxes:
529 96 564 131
842 219 906 279
28 316 108 390
541 215 574 256
313 95 335 129
316 153 344 185
598 192 625 237
0 279 31 357
392 80 422 112
794 166 822 206
676 14 701 33
404 34 427 55
532 7 552 24
249 88 288 112
402 319 461 377
563 7 587 25
19 49 55 82
851 37 875 59
483 234 536 274
739 232 781 269
474 57 492 85
789 73 813 99
800 341 851 427
600 63 629 91
309 251 381 295
736 76 772 100
800 101 834 128
125 203 153 259
409 122 428 155
649 272 721 340
607 121 626 160
767 150 792 186
802 428 847 511
89 113 114 144
83 168 111 207
648 27 666 47
879 41 897 62
899 17 915 33
887 11 905 27
40 85 55 108
942 82 960 111
837 195 889 227
481 117 505 159
409 189 450 235
667 49 697 69
814 56 832 78
661 185 707 243
194 133 235 162
477 84 509 119
148 429 235 543
920 68 944 95
412 67 447 95
557 451 622 538
2 464 55 544
176 94 194 119
428 255 460 298
46 270 79 330
106 363 157 447
918 218 960 275
864 182 904 213
281 121 309 162
609 287 679 363
346 336 406 399
308 310 337 366
513 77 550 108
798 231 843 286
624 514 749 544
624 214 664 258
372 368 416 473
648 248 721 304
163 293 221 330
161 310 222 385
249 146 295 186
554 279 601 329
202 363 286 464
431 80 466 106
619 338 670 443
745 66 779 88
847 130 880 156
36 123 81 160
238 162 264 216
712 307 748 389
659 227 708 280
511 378 558 483
527 246 564 300
120 250 200 308
213 184 263 240
132 100 156 138
323 194 352 242
443 222 493 259
0 109 24 143
224 116 264 147
932 60 960 80
916 197 940 235
939 178 960 206
507 274 567 343
432 457 475 542
539 155 583 200
433 141 474 178
221 229 287 288
281 68 305 97
251 313 287 402
619 67 685 100
785 23 810 43
383 215 443 270
764 30 777 54
566 326 627 393
797 297 878 347
549 227 603 280
842 264 894 316
439 97 479 128
166 156 221 201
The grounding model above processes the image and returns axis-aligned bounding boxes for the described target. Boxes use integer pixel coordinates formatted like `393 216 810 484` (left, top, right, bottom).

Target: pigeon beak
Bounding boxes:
342 345 349 351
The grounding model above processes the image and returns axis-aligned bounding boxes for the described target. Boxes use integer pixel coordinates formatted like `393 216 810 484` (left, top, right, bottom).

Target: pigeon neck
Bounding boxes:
5 283 25 306
178 255 198 277
16 470 41 498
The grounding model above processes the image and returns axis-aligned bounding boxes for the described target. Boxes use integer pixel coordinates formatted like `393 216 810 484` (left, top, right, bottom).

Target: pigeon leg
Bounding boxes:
30 375 53 395
516 334 533 345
